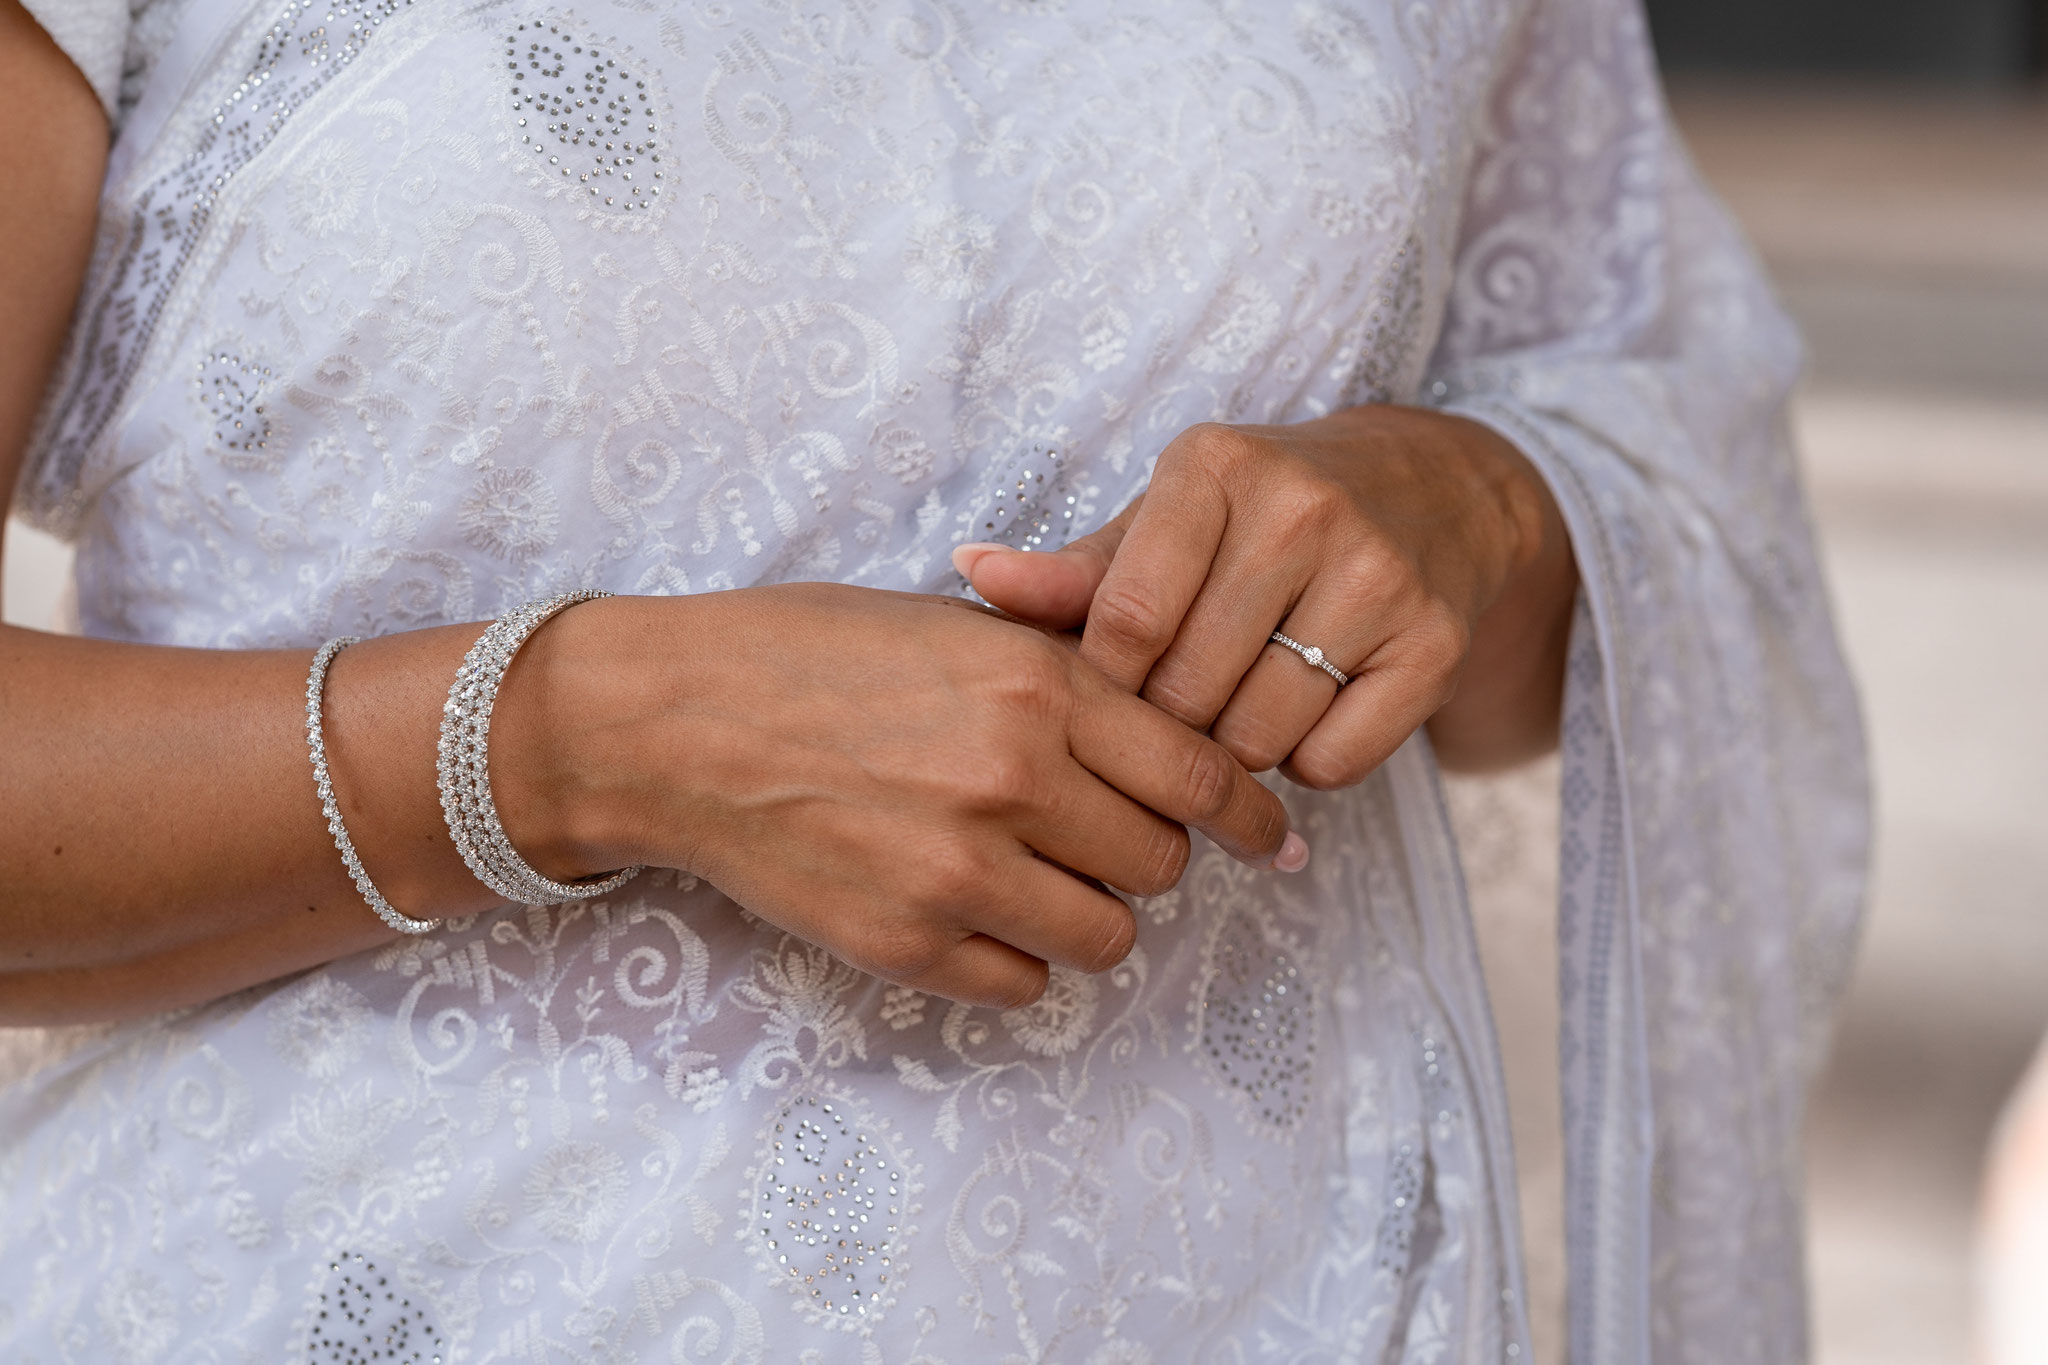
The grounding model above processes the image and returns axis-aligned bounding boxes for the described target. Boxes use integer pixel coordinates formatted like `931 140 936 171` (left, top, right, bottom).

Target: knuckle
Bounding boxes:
1080 904 1139 972
997 961 1051 1010
1332 541 1403 604
1127 825 1192 898
855 916 951 982
1290 741 1368 792
1213 711 1294 775
1181 740 1238 822
1140 670 1214 729
1410 609 1472 700
1262 482 1337 539
916 842 990 908
1089 581 1176 656
953 748 1039 817
1180 422 1257 474
986 640 1072 713
1246 788 1291 856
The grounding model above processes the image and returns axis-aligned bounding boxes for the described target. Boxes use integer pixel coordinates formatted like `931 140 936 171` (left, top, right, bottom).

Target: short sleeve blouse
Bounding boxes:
21 0 130 120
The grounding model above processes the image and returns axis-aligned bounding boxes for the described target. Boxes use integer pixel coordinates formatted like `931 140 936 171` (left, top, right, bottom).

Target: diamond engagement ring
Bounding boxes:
1269 630 1350 686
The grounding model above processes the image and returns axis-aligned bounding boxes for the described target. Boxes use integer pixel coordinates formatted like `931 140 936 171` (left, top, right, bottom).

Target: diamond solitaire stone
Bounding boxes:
1267 630 1350 687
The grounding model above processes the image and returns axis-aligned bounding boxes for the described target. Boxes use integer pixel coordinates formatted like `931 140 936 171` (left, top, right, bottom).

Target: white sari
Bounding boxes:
5 0 1865 1360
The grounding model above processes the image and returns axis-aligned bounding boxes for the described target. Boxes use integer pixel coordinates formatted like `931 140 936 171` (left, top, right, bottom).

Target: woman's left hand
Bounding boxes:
954 405 1578 787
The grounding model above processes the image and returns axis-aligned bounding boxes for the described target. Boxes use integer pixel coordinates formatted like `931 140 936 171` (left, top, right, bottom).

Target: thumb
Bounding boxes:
951 497 1140 630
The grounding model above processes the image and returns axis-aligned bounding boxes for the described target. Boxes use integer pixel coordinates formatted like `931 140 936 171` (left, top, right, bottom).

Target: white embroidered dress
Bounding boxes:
2 1 1867 1363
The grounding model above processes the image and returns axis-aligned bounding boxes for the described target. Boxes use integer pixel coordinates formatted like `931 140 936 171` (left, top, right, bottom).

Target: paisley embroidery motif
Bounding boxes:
504 15 667 222
745 1087 920 1331
2 1 1865 1363
1191 903 1319 1137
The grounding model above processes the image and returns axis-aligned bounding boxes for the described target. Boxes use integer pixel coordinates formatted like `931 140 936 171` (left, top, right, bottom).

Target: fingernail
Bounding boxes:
1273 831 1310 874
950 542 1010 577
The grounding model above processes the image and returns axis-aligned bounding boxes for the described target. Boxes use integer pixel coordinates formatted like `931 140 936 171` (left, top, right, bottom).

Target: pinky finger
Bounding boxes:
907 933 1051 1009
1282 643 1461 791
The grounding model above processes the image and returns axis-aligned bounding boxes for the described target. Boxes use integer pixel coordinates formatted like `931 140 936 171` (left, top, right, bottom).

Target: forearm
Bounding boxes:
0 885 399 1025
0 620 518 982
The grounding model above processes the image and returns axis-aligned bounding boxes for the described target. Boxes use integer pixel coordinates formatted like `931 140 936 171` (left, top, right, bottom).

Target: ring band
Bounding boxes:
1269 630 1350 687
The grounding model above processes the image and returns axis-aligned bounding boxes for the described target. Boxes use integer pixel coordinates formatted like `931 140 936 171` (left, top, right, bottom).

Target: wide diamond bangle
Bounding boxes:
305 636 437 935
436 590 644 906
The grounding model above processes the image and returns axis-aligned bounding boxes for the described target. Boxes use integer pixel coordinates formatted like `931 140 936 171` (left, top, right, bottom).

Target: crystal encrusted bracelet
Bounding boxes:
305 636 438 934
436 590 644 906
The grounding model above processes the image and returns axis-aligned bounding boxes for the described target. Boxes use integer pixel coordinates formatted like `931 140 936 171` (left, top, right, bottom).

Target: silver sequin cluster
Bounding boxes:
754 1093 904 1324
1374 1139 1426 1278
507 21 663 212
306 637 437 934
199 347 279 468
305 1251 445 1364
436 590 643 906
29 0 414 525
1197 915 1318 1133
971 442 1084 549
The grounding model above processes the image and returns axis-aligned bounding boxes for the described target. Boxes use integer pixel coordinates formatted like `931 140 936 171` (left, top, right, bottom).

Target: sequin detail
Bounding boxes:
748 1090 912 1329
198 347 280 470
966 442 1090 550
1192 908 1317 1135
506 20 664 214
304 1251 445 1364
25 0 417 529
1374 1140 1426 1279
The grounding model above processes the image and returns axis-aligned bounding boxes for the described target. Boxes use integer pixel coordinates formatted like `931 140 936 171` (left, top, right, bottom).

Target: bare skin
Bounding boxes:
957 409 1579 780
0 0 1570 1027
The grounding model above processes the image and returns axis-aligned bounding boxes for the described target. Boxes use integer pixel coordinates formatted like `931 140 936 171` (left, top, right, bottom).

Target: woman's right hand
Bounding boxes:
491 584 1301 1008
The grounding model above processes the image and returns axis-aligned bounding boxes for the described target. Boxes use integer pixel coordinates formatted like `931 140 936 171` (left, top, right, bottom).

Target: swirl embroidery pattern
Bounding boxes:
2 0 1864 1362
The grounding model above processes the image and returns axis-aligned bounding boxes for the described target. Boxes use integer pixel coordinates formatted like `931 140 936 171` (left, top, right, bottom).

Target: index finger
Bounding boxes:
1078 446 1228 693
1068 669 1302 870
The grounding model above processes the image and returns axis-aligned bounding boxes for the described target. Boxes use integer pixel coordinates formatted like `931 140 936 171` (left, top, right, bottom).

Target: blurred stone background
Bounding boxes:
1679 84 2048 1365
5 5 2045 1363
1451 5 2048 1361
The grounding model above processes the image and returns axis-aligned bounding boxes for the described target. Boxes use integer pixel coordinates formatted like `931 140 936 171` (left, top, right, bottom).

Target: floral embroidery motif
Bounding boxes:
94 1270 180 1365
285 138 370 238
999 965 1099 1057
3 0 1865 1362
268 974 373 1080
524 1140 631 1244
458 466 561 561
903 207 999 300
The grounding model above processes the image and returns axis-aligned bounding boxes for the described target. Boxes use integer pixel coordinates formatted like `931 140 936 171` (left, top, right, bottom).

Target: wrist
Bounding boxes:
488 594 663 884
1417 408 1557 607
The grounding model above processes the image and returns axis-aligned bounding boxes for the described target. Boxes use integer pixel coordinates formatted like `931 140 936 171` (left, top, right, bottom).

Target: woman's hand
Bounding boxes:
492 584 1297 1010
954 406 1578 784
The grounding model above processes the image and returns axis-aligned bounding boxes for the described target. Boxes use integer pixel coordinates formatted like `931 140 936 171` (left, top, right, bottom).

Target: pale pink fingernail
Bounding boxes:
950 542 1010 577
1273 831 1310 873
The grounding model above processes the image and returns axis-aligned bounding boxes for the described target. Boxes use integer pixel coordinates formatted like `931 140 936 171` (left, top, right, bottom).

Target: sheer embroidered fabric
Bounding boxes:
2 1 1865 1362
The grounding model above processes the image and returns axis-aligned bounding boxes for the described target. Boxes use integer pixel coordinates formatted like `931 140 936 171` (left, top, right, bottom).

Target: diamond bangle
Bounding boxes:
305 636 438 935
436 590 644 906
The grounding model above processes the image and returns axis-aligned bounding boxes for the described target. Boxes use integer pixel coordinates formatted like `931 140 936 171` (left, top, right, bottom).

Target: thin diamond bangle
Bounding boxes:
305 636 438 935
436 590 644 906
